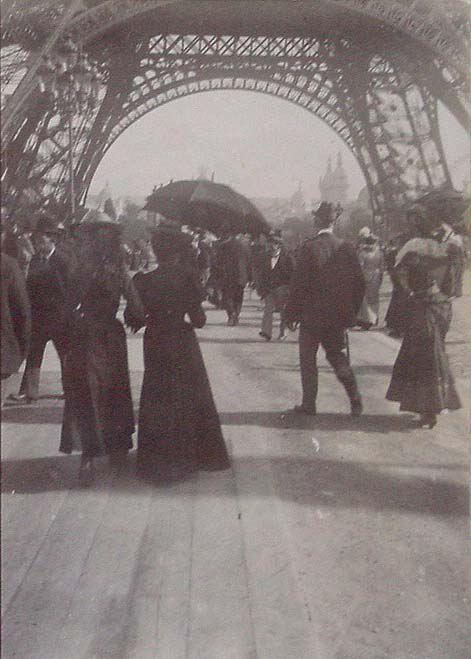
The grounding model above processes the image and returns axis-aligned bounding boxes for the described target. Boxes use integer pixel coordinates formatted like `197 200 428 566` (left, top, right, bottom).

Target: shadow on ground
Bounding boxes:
219 410 418 433
197 336 288 345
1 403 414 433
1 452 467 519
256 363 395 375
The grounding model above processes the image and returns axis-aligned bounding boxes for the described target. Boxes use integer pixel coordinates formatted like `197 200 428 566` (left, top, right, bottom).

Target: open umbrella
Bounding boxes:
143 180 270 235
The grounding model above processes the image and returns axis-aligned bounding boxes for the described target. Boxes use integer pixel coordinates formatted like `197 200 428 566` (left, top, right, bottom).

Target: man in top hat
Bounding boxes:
284 201 365 416
9 215 76 403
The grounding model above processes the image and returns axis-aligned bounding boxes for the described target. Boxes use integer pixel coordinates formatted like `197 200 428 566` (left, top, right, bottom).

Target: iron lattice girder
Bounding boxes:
2 1 468 142
62 0 469 80
126 31 469 133
3 2 465 220
66 31 450 220
20 27 451 221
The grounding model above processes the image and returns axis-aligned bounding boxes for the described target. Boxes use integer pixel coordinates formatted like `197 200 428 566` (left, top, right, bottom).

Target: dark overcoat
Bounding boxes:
285 233 365 330
26 248 75 337
1 254 31 377
258 247 294 298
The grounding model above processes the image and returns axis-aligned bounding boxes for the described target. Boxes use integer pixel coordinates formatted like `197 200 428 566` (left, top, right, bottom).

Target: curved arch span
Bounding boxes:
83 73 374 207
69 0 467 79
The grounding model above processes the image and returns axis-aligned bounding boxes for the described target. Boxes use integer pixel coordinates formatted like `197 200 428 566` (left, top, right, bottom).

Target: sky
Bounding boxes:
90 90 470 204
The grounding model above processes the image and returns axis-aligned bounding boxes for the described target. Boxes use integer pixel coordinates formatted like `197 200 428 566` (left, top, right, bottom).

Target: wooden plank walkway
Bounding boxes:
1 296 470 659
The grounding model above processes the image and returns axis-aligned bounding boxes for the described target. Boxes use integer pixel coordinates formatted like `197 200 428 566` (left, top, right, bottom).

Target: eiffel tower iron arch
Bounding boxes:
2 1 469 225
75 30 456 223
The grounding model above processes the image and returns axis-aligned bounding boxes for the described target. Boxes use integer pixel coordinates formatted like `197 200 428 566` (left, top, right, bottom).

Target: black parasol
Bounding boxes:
143 180 270 235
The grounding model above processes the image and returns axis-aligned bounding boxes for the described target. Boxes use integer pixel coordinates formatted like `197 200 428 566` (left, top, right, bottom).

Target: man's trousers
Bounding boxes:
19 323 68 400
222 284 244 322
261 285 289 339
299 324 361 410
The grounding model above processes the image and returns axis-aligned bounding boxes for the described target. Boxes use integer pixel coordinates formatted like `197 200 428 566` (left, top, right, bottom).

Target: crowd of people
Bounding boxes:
1 189 466 485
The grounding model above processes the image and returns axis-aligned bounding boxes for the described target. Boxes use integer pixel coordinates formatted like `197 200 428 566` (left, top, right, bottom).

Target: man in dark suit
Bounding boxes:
1 247 31 405
259 231 294 341
216 231 251 326
284 202 365 416
9 215 75 403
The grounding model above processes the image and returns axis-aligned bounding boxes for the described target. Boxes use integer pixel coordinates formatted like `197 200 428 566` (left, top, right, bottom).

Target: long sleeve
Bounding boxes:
8 258 31 359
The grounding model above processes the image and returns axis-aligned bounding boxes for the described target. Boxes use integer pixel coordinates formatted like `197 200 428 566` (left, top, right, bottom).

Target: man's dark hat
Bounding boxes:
312 201 333 222
34 215 64 235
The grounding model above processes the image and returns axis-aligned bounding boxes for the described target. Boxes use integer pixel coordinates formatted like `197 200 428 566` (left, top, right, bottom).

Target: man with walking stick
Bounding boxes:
284 202 365 416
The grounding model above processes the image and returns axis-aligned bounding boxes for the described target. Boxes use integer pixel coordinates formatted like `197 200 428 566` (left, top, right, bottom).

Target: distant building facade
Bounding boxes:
319 153 349 206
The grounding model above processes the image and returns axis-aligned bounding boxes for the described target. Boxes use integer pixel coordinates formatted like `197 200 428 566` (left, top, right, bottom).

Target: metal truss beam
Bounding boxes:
70 33 451 222
2 6 467 225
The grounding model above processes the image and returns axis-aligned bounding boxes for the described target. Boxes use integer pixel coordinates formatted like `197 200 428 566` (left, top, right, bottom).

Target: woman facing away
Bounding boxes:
60 219 145 485
386 199 462 429
356 229 385 330
125 224 230 477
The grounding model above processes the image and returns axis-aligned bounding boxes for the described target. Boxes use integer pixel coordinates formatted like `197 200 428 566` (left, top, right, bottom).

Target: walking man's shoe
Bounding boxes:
259 331 271 341
293 404 317 416
350 398 363 417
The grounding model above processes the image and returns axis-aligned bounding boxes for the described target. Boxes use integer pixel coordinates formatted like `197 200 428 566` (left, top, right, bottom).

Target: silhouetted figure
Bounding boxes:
9 216 74 404
285 202 365 416
60 219 145 485
125 226 230 477
386 200 462 429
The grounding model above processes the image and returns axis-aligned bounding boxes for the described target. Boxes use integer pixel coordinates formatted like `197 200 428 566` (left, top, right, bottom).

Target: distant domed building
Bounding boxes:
319 153 349 206
289 181 306 216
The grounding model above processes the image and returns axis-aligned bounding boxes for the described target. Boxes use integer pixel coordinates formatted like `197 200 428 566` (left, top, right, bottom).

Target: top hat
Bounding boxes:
312 201 333 226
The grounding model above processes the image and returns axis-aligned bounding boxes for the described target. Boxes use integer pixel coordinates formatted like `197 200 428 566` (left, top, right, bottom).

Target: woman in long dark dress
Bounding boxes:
60 220 145 484
386 204 461 428
125 225 230 476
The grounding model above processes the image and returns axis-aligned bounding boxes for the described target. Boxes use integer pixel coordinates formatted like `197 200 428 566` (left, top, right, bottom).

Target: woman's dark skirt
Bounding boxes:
137 322 230 474
386 297 461 414
385 281 411 335
60 318 135 457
